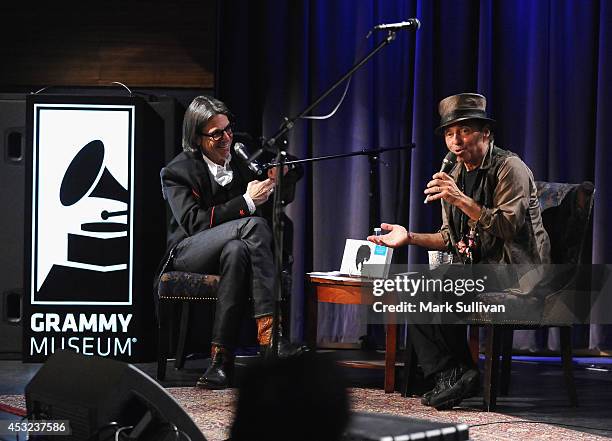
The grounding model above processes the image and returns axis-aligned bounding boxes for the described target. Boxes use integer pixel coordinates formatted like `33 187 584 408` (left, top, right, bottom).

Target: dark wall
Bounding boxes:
0 1 217 89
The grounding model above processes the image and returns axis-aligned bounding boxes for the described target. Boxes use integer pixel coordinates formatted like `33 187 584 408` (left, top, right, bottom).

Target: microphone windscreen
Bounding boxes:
233 142 249 160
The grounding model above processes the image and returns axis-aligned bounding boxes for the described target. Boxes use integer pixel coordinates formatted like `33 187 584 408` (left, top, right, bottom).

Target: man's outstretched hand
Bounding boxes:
367 223 410 248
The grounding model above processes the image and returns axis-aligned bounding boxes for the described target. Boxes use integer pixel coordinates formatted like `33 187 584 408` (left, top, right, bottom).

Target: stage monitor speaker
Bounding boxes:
25 350 206 441
343 412 469 440
0 94 26 358
147 96 185 164
147 96 186 237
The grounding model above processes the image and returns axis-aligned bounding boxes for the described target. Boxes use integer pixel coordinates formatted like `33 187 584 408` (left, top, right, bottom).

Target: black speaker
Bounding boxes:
344 412 469 440
0 94 26 358
148 96 186 242
25 350 206 441
147 96 185 164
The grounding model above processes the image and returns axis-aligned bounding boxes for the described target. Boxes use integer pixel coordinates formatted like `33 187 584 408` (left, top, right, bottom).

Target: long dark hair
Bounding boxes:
182 96 234 153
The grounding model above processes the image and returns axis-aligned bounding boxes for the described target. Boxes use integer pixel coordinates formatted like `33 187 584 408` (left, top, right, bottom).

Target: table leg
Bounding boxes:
384 323 397 393
305 280 318 349
469 325 480 365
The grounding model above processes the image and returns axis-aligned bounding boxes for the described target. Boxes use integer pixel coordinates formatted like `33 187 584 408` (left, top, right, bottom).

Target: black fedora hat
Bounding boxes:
435 93 496 135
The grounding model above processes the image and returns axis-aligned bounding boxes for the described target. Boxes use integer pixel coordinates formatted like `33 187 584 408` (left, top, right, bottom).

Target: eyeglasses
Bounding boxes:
201 122 234 142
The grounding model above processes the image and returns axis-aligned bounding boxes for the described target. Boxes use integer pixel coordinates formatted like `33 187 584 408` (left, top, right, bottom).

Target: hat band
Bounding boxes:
439 109 488 127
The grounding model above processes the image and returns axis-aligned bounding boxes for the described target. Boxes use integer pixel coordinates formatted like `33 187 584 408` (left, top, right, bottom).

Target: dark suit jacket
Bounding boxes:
157 146 302 277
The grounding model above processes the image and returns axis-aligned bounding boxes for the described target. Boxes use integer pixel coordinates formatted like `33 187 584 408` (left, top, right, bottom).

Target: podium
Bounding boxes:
23 95 165 362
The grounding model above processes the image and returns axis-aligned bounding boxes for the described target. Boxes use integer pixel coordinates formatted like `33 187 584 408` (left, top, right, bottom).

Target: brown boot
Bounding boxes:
256 315 274 346
196 345 233 389
256 315 309 358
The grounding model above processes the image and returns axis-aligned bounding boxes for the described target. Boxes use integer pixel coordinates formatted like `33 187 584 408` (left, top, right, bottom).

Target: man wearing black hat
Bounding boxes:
369 93 550 410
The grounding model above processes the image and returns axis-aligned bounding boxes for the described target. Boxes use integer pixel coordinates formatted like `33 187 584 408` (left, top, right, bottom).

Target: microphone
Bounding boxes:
439 151 456 174
234 142 263 175
424 152 456 203
373 18 421 31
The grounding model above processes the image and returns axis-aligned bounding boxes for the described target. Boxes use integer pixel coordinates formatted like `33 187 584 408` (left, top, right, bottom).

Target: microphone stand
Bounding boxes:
248 31 399 164
262 145 413 170
260 30 402 358
265 143 414 359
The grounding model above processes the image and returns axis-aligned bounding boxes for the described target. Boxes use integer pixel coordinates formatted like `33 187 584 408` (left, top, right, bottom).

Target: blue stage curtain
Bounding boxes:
218 0 612 350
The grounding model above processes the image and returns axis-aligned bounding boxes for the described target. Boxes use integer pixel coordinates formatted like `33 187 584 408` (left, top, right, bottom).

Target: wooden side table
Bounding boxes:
305 273 398 393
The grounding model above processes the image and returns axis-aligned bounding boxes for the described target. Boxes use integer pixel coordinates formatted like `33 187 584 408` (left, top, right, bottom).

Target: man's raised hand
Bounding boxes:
247 178 275 206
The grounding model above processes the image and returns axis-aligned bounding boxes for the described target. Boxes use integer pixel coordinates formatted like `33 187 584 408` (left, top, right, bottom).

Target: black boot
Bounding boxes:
421 388 436 406
421 369 449 406
257 315 309 359
425 365 480 410
196 345 233 389
271 334 309 359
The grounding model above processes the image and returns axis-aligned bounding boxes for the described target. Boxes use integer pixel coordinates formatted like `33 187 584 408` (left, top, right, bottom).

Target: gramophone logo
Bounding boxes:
31 104 135 305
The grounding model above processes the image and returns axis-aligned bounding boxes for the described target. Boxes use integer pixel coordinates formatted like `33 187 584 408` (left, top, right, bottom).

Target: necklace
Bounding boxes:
456 167 480 264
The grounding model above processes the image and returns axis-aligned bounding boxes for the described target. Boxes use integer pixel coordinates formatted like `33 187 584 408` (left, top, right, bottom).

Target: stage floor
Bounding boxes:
1 351 611 440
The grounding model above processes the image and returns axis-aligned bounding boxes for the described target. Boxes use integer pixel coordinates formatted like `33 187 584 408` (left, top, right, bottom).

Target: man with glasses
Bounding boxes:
158 96 305 389
369 93 550 409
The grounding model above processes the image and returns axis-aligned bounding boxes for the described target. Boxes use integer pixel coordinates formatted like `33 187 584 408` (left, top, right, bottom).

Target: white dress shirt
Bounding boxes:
202 152 256 214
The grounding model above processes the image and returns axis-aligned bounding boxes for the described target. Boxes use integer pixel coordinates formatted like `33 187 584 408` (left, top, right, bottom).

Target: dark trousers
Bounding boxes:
408 324 476 378
172 217 275 348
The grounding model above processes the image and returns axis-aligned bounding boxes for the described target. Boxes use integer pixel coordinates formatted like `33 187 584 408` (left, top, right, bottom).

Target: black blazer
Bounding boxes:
157 146 302 277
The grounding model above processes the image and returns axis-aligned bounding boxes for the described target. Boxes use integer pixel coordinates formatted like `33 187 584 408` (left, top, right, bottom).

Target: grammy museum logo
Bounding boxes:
27 103 138 359
31 104 135 306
